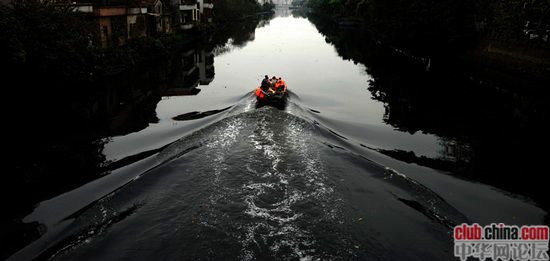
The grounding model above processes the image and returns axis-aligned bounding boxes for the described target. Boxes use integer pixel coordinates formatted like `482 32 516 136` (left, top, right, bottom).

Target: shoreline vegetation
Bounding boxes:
295 0 549 87
1 0 275 83
302 5 550 219
0 0 548 258
0 1 274 259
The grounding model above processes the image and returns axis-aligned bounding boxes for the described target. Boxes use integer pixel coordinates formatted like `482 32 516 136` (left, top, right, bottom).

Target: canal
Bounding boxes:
6 9 548 260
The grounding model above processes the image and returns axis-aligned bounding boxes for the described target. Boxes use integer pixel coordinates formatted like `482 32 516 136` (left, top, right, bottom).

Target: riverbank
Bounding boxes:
4 15 548 260
305 9 550 91
464 39 550 89
1 11 274 259
307 12 550 216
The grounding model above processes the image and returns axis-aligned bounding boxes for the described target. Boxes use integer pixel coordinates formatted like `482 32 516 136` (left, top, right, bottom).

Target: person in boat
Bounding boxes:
270 76 278 85
270 76 278 86
268 76 278 94
275 77 287 93
260 75 270 92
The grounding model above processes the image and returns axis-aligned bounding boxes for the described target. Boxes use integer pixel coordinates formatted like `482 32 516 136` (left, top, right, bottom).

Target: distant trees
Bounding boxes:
0 0 170 82
291 0 306 6
0 0 276 84
307 0 473 52
0 0 97 82
306 0 550 52
475 0 550 45
213 0 274 22
307 0 344 14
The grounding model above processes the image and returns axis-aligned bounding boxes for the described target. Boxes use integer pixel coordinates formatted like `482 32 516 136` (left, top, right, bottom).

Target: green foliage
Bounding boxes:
0 0 178 84
475 0 550 44
0 0 278 86
127 37 167 62
306 0 550 52
213 0 271 22
309 0 473 52
1 0 97 82
292 0 306 6
261 1 275 12
307 0 344 13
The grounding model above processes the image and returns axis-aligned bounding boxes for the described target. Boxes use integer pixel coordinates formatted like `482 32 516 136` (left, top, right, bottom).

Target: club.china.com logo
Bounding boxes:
453 223 549 261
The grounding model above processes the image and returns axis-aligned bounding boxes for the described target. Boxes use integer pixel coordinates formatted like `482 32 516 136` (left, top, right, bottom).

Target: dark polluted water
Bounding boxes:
6 12 548 261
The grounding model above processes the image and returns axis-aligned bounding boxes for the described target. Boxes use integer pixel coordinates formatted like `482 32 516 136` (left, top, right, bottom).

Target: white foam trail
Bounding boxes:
243 99 256 112
205 117 245 183
236 111 342 259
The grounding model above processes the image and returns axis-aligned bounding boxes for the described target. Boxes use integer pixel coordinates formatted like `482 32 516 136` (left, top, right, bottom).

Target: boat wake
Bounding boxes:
10 93 469 261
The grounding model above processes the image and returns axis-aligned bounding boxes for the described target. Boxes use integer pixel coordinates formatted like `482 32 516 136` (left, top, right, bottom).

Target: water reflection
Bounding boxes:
2 15 270 259
274 5 292 17
162 49 215 96
308 13 550 211
5 10 548 260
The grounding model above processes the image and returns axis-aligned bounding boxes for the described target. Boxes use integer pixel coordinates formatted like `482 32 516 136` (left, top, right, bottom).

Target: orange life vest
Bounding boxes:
255 88 265 98
275 80 286 91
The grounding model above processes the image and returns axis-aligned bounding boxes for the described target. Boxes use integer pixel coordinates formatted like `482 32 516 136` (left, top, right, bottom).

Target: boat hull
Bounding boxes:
255 88 288 109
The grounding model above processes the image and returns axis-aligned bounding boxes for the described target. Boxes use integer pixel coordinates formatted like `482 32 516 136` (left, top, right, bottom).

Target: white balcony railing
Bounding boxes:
128 7 147 14
179 4 195 10
71 5 93 13
181 23 194 30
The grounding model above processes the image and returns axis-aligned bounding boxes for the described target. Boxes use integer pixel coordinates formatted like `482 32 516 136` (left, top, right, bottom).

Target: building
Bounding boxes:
143 0 173 35
170 0 213 30
170 0 198 30
197 0 213 23
70 0 148 47
69 0 212 47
